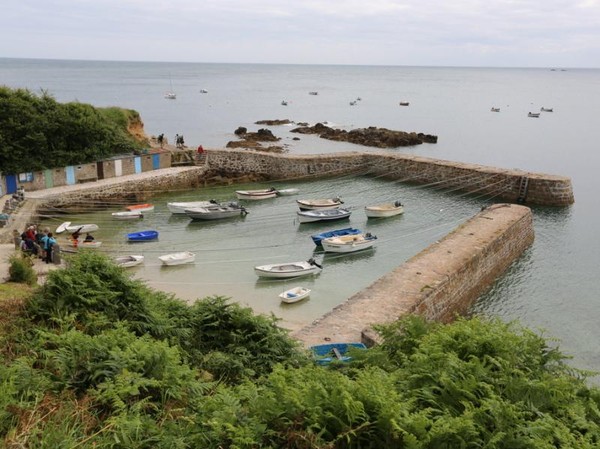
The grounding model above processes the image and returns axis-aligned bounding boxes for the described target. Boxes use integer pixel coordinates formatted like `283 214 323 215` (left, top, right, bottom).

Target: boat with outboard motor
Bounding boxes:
297 208 351 224
297 197 343 211
311 227 361 246
364 200 404 218
254 258 322 279
185 203 248 220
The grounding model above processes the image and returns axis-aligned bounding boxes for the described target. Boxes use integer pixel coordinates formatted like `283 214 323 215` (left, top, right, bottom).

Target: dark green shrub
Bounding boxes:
8 253 37 285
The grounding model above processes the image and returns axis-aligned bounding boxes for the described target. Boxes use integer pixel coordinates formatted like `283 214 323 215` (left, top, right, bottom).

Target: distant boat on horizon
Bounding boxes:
165 74 176 99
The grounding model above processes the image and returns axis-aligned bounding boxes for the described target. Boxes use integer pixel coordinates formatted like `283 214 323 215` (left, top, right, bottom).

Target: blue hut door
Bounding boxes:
134 156 142 173
6 175 18 194
66 166 76 185
152 154 160 170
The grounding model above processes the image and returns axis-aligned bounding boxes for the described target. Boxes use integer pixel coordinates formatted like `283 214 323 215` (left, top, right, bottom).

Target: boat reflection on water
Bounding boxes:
314 246 376 266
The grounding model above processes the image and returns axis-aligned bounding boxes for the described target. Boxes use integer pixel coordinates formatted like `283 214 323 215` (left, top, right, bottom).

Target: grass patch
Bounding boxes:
0 282 33 302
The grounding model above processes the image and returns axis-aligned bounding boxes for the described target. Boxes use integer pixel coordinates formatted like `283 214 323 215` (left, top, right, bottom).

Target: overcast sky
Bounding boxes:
2 0 599 67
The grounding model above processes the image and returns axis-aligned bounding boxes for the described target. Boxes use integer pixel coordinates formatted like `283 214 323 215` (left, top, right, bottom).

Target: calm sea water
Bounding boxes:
2 58 599 374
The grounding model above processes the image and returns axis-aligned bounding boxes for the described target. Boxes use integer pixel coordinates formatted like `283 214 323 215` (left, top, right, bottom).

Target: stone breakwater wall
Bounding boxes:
205 149 574 206
292 203 535 347
32 167 208 213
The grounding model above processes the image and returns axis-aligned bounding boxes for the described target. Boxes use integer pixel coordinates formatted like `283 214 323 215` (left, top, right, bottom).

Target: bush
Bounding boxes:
8 253 37 285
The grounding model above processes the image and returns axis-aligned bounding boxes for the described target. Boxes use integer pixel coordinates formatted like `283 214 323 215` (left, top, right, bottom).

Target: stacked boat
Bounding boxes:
185 202 247 220
311 227 361 246
321 232 377 253
235 188 277 200
297 197 344 210
297 208 351 223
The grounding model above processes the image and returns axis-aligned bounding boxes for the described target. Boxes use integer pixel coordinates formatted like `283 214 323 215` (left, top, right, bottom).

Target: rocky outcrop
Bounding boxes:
291 123 438 148
227 127 286 153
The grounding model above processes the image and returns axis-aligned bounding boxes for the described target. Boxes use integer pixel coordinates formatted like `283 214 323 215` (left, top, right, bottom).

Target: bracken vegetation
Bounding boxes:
0 251 599 448
0 86 145 173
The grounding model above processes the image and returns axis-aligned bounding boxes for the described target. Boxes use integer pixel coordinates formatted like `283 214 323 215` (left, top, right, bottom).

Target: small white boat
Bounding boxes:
321 233 377 253
365 201 404 218
68 239 103 249
297 197 343 211
126 203 154 213
275 188 299 196
279 286 311 304
158 251 196 266
490 107 500 112
255 259 322 279
56 222 99 234
297 208 351 224
115 255 145 268
399 101 410 106
112 211 144 220
235 188 277 200
167 200 217 214
540 107 553 112
185 204 248 220
281 100 288 106
199 89 208 93
164 92 176 100
528 112 541 118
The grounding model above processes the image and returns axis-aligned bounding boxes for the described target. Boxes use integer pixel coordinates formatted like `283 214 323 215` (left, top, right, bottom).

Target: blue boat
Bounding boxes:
310 342 367 365
127 230 159 242
310 227 361 246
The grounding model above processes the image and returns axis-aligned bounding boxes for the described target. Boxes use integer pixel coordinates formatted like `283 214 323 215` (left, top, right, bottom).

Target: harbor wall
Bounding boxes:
292 203 535 347
204 149 574 206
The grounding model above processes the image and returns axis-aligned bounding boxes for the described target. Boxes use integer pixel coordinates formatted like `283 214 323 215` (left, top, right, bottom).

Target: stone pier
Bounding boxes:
292 203 535 347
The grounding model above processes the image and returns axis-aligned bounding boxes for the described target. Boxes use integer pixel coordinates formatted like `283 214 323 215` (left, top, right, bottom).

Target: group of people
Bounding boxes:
13 224 57 264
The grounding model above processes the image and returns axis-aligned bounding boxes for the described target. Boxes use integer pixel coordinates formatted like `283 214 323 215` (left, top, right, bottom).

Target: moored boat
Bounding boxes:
185 204 248 220
167 200 218 214
112 211 144 220
364 200 404 218
127 230 159 242
490 107 500 112
279 286 311 304
114 255 144 268
126 203 154 212
254 258 322 279
311 227 361 246
321 233 377 253
296 197 343 211
399 101 410 106
540 107 553 112
297 208 351 224
528 112 541 118
310 343 367 365
158 251 196 266
56 222 99 234
235 188 277 200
